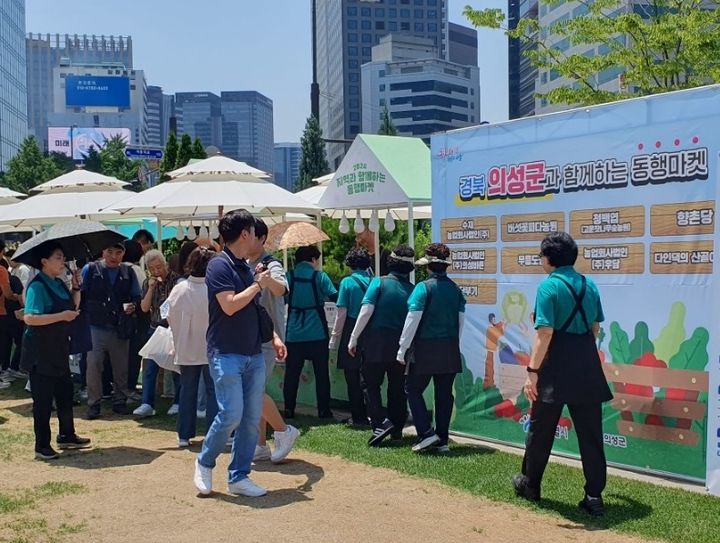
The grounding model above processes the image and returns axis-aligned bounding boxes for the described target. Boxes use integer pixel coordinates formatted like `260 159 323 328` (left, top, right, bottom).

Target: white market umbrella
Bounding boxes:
31 169 130 193
168 155 270 180
0 187 26 204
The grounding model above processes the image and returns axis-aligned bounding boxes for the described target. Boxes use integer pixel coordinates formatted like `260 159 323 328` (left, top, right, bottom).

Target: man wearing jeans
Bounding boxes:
193 209 275 497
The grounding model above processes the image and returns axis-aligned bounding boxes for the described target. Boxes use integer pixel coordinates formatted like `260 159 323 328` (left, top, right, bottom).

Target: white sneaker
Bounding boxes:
133 403 156 417
167 404 179 416
194 458 212 495
178 438 190 448
271 425 300 463
8 369 27 379
227 477 267 497
0 380 10 389
24 379 31 393
196 409 206 419
253 444 271 461
0 370 14 381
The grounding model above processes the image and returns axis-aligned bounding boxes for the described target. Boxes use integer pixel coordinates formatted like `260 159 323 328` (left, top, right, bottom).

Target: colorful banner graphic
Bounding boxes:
431 86 720 492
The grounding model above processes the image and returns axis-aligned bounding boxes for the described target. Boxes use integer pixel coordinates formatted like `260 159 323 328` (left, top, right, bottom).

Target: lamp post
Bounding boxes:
69 124 77 163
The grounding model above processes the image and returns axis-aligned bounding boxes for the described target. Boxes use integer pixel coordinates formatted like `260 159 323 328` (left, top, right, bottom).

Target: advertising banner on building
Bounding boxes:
65 75 130 108
48 127 131 160
431 86 720 492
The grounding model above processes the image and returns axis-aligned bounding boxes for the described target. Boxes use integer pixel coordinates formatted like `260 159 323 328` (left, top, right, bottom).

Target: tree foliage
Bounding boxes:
175 134 193 169
99 135 141 190
159 133 178 178
3 136 60 194
48 151 75 175
378 105 398 136
296 115 329 192
191 138 207 160
465 0 720 107
82 145 103 173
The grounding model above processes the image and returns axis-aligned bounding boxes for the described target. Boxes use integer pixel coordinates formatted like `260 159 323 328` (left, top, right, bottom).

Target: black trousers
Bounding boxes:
343 368 367 423
405 372 455 445
7 321 24 371
30 371 76 450
522 401 607 497
0 315 12 371
284 340 331 415
362 360 407 430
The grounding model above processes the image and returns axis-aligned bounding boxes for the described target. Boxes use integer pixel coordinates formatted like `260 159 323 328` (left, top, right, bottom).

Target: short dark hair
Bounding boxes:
295 245 320 263
122 240 144 264
254 218 268 243
387 244 415 274
178 241 199 275
132 229 155 244
218 209 254 244
540 232 578 267
0 240 6 253
37 241 64 267
187 247 216 278
425 242 451 273
345 247 371 270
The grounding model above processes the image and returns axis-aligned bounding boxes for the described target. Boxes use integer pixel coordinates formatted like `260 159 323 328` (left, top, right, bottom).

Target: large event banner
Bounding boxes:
432 86 720 491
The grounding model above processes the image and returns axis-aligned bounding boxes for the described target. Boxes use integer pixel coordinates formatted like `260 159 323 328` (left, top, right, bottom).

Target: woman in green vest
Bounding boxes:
397 243 466 453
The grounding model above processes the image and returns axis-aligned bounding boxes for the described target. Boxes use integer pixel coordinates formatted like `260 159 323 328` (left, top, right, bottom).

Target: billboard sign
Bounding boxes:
48 127 131 160
65 76 130 108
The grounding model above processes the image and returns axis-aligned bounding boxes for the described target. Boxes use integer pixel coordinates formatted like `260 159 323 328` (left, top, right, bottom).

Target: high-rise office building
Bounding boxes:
273 142 302 192
147 85 174 147
220 91 274 174
508 0 538 119
362 34 480 141
0 0 27 171
175 91 222 149
447 22 477 66
26 33 132 151
314 0 448 169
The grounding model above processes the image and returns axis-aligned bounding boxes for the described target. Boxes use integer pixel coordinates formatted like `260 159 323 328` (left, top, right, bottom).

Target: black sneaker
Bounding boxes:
511 474 540 502
112 403 130 415
35 446 59 460
284 409 295 420
579 496 605 517
86 404 101 420
411 431 440 452
318 410 335 420
368 419 395 447
57 434 92 450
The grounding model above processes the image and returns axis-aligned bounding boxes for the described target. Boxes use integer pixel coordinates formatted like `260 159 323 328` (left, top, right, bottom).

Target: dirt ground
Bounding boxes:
0 394 658 543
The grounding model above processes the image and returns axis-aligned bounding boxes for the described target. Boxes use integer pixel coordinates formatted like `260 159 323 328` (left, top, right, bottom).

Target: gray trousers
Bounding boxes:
87 327 130 407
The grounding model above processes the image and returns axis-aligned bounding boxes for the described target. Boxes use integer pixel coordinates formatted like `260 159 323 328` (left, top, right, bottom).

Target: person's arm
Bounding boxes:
0 268 16 302
320 272 338 302
523 327 554 402
272 331 287 361
329 307 347 350
25 311 78 326
348 303 375 355
70 269 81 309
140 278 155 313
215 270 272 316
396 283 427 362
263 261 287 297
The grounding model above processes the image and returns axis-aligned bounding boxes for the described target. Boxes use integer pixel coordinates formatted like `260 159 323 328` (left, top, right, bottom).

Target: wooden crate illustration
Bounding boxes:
602 364 708 446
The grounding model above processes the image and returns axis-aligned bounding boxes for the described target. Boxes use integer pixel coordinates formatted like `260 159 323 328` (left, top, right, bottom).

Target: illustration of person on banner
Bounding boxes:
512 232 613 517
397 243 466 453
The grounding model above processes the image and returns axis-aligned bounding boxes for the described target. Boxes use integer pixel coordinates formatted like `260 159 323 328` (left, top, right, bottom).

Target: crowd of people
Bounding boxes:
4 213 611 515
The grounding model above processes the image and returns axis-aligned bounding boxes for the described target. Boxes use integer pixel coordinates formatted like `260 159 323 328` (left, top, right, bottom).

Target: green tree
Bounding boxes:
3 136 60 193
296 115 329 192
159 133 178 178
99 135 140 185
191 138 207 159
48 151 75 174
464 0 720 108
378 105 398 136
83 145 103 173
175 134 193 169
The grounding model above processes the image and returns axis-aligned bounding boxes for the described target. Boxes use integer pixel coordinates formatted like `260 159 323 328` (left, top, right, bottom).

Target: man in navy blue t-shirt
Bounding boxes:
193 209 277 498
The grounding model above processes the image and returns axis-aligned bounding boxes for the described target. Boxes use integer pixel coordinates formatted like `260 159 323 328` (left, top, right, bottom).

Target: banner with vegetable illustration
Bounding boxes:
431 86 720 491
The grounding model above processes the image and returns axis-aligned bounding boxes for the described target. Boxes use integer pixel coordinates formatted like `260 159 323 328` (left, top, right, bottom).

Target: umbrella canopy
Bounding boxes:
0 190 131 227
108 176 319 218
0 187 26 204
32 169 130 193
13 220 126 269
168 155 270 180
265 221 330 251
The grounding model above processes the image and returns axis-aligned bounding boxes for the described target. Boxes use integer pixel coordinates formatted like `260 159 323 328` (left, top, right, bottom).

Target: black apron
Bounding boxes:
336 276 369 370
20 276 75 377
360 276 403 365
536 275 613 405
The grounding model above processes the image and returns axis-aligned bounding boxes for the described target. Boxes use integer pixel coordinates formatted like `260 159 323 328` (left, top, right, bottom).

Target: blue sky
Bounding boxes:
26 1 508 142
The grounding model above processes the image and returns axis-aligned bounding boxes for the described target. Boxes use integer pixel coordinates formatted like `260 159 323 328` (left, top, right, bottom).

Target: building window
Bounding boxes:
349 99 360 108
349 59 359 69
414 0 424 4
401 22 410 30
349 85 359 95
400 8 410 17
389 8 397 17
347 20 357 29
349 72 359 82
348 33 358 42
362 33 372 43
362 47 371 56
414 22 424 32
361 20 371 30
379 70 385 77
428 22 437 31
375 7 385 16
376 21 385 30
415 9 424 18
361 7 371 16
389 21 397 31
350 125 360 134
427 0 437 4
348 46 358 56
379 84 386 91
347 6 357 15
350 112 360 121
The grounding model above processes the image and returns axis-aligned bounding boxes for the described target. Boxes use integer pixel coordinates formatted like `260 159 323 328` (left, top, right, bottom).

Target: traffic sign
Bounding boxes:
124 147 164 160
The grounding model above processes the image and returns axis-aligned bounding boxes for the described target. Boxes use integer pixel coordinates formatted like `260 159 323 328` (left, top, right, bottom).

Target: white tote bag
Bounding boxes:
138 326 179 374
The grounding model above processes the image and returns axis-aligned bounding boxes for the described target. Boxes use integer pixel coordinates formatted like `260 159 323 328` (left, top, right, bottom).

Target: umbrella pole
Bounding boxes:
317 213 323 268
283 248 288 271
408 202 415 283
155 215 162 252
374 224 380 277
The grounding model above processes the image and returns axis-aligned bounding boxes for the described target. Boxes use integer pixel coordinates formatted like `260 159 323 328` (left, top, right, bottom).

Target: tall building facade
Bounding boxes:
146 85 174 148
175 91 222 149
508 0 538 119
0 0 27 171
25 33 132 151
315 0 448 169
447 22 477 66
361 34 480 141
273 142 302 192
220 91 274 174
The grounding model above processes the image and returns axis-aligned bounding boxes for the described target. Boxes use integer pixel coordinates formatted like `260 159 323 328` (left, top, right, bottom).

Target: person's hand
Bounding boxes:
524 373 538 402
61 310 80 322
255 269 271 289
148 277 157 289
255 262 267 275
348 345 357 357
273 336 287 362
71 269 82 290
123 303 135 315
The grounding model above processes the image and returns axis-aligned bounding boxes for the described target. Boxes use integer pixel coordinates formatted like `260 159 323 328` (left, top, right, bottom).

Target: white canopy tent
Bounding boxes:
31 169 130 193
